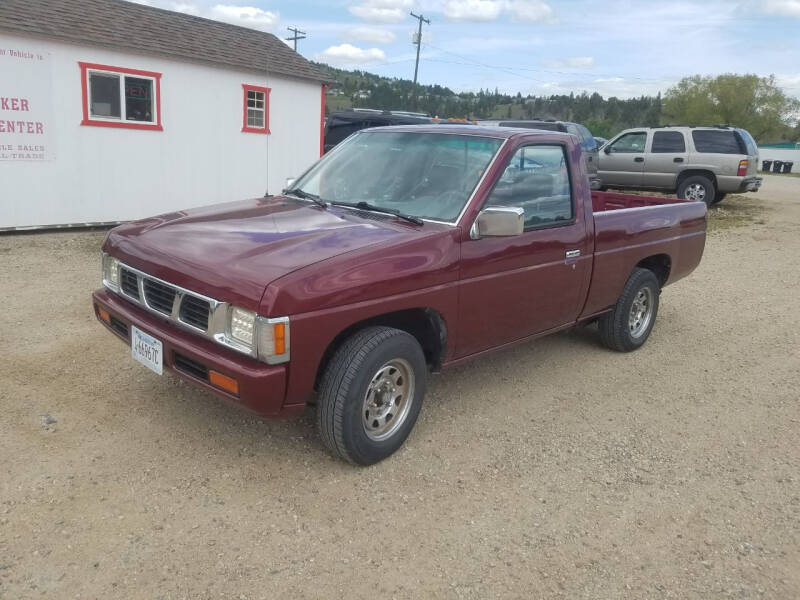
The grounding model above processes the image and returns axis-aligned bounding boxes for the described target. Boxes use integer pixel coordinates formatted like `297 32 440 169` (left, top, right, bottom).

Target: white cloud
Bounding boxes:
506 0 555 22
171 2 199 15
314 43 387 65
441 0 555 22
762 0 800 16
208 5 279 31
344 26 397 44
349 0 413 23
443 0 503 21
542 56 596 69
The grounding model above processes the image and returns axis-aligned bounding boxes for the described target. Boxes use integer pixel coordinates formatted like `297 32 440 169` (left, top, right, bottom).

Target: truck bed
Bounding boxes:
580 190 707 318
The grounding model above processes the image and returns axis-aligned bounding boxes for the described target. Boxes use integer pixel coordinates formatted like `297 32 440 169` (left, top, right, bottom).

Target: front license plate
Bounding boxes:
131 326 163 375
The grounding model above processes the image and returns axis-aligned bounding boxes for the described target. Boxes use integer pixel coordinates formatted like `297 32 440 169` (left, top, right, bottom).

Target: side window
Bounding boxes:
79 62 162 131
485 145 573 229
608 132 646 153
691 130 745 154
651 131 686 153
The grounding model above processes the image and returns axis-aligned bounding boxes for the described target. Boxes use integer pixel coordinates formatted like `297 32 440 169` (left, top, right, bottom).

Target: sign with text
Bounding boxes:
0 40 53 161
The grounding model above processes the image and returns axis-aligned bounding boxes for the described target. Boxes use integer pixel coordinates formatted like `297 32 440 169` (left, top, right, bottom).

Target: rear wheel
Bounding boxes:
678 175 715 206
598 268 660 352
316 326 427 465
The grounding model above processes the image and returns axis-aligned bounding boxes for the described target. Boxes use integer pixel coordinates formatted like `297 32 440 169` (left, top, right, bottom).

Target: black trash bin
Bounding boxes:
762 160 773 172
772 160 784 173
782 161 794 174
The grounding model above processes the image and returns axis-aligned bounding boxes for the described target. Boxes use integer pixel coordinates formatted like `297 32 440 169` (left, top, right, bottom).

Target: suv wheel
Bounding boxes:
678 175 715 206
316 326 427 465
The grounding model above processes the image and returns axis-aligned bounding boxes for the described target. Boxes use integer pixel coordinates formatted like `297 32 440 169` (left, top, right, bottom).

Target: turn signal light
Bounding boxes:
738 159 748 176
98 307 110 323
209 370 239 396
273 322 286 356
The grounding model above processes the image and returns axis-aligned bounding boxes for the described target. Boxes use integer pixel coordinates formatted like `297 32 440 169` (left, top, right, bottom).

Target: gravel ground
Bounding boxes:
1 175 799 599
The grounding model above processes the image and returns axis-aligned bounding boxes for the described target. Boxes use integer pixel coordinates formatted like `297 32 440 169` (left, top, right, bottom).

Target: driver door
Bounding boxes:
598 131 647 187
456 143 592 358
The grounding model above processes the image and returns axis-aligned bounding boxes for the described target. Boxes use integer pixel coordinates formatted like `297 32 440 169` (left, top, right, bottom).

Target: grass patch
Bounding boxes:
707 194 766 232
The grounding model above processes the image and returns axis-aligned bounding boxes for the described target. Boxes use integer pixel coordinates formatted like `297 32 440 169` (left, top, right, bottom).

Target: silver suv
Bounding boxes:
598 126 762 205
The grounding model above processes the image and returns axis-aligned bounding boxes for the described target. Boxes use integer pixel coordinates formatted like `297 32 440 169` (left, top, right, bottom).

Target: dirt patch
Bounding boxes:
707 194 768 232
1 179 800 599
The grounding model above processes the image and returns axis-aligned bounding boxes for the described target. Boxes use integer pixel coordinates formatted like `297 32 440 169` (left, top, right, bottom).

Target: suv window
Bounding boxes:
485 145 573 229
651 131 686 153
608 132 646 153
575 124 597 150
325 121 366 147
692 130 746 154
736 129 758 155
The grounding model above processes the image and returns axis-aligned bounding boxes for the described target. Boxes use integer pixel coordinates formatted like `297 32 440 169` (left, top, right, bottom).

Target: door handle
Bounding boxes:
634 157 644 163
566 249 581 259
673 157 684 163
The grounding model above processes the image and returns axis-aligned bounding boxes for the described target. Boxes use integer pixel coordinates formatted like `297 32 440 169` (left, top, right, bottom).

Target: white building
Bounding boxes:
0 0 328 230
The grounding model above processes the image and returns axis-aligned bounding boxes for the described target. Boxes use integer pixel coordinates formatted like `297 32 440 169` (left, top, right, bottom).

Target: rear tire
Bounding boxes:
712 191 727 205
678 175 715 206
598 268 660 352
316 326 427 466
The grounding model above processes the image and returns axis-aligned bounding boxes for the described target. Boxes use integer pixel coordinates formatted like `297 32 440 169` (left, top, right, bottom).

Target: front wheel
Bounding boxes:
598 268 661 352
316 326 427 465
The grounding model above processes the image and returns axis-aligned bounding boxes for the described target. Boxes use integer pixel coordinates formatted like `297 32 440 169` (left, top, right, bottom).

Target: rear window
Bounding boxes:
651 131 686 153
325 121 368 147
736 129 758 155
691 130 745 154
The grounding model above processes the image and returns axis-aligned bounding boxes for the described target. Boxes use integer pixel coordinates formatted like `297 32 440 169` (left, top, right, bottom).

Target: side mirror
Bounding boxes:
603 146 611 154
470 206 525 239
285 177 296 189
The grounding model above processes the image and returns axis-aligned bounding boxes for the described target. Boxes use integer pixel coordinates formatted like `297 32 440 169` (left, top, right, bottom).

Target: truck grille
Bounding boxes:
179 295 211 330
120 268 140 299
116 265 214 334
143 279 176 315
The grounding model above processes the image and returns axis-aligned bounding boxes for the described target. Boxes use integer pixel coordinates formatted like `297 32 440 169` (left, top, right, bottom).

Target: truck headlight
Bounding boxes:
102 253 120 291
229 306 256 346
256 316 290 364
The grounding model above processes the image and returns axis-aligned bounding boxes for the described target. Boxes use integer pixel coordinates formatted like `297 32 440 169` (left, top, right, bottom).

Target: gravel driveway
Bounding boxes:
2 175 799 599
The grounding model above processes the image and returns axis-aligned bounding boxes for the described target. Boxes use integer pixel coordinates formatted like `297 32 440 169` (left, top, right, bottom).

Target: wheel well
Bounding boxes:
676 169 717 189
314 308 447 390
636 254 671 286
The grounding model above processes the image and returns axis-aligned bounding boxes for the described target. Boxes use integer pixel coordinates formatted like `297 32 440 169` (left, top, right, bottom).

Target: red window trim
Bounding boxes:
241 84 271 134
78 62 163 131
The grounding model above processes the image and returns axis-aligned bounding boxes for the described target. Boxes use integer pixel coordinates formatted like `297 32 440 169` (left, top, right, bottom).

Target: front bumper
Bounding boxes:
92 289 299 417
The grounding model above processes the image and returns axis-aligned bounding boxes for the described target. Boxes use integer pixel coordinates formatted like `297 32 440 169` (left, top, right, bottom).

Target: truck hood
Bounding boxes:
104 196 425 310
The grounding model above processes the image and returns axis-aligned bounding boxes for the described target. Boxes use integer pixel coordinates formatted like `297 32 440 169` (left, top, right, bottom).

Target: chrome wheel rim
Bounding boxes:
362 358 414 441
684 183 706 203
629 287 654 339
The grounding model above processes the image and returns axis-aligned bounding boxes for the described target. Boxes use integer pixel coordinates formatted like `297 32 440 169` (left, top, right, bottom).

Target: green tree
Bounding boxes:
662 74 799 142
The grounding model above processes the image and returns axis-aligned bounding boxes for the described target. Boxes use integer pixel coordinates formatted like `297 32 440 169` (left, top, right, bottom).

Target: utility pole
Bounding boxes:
285 26 306 52
409 11 430 111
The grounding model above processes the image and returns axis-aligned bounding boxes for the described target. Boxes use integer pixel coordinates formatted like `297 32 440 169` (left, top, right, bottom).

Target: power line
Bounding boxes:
285 26 306 52
409 11 430 110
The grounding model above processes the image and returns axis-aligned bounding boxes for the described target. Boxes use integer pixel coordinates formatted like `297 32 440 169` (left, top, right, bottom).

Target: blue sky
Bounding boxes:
137 0 800 99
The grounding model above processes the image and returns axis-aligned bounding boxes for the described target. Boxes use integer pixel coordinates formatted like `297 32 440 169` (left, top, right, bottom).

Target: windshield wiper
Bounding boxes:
285 188 326 208
332 201 423 226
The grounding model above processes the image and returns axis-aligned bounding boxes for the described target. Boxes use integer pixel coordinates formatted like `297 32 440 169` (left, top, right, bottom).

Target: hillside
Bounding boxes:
313 62 662 139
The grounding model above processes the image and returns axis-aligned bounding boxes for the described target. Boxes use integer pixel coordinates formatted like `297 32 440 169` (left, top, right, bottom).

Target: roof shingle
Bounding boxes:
0 0 329 84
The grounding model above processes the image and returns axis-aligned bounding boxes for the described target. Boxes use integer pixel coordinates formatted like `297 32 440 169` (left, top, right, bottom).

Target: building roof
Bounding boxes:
0 0 329 84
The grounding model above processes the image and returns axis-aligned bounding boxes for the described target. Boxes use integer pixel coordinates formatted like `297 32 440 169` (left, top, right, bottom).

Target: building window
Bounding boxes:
242 84 270 134
79 62 162 131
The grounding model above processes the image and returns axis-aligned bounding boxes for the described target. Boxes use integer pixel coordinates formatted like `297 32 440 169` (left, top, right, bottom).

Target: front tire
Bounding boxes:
598 268 660 352
678 175 715 206
317 326 427 465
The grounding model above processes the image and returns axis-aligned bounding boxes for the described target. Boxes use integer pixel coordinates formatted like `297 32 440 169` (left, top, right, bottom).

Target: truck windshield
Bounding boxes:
290 131 503 222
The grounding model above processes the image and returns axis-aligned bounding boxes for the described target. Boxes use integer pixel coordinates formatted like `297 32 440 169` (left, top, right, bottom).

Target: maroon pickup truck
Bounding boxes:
93 125 706 465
